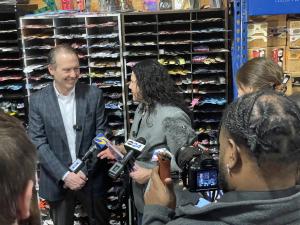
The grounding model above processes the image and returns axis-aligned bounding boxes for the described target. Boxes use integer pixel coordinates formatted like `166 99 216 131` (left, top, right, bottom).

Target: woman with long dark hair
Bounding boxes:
128 59 197 224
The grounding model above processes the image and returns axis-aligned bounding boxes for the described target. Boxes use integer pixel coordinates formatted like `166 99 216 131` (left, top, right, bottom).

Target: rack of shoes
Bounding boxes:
20 12 127 143
20 12 127 225
121 9 230 147
0 4 26 121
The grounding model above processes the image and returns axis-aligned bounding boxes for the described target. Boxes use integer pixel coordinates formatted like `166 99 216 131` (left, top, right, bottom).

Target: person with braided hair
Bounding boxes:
142 90 300 225
237 57 286 96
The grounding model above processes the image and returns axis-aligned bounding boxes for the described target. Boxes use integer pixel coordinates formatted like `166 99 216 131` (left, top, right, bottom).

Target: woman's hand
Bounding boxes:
97 148 116 160
130 164 152 184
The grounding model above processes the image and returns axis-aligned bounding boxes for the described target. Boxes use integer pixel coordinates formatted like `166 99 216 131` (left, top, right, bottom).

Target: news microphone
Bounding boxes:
94 133 124 160
109 137 146 179
69 133 108 173
124 137 146 154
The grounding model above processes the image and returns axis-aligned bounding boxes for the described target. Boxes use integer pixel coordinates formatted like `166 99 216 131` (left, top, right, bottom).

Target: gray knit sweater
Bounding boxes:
130 103 198 213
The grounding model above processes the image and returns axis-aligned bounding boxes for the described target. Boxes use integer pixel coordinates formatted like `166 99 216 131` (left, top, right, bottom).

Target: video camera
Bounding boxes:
175 145 219 192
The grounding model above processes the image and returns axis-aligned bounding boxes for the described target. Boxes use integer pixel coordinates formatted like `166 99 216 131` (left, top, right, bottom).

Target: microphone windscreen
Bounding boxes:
94 133 108 150
136 137 146 145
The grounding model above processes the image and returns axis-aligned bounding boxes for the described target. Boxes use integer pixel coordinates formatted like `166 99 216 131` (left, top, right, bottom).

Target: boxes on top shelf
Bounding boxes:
267 46 286 71
248 47 266 59
287 72 300 78
287 20 300 48
285 78 293 96
286 47 300 72
248 22 268 48
266 15 287 47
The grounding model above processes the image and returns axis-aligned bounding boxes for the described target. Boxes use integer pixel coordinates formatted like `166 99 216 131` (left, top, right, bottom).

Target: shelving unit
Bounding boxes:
20 13 127 143
0 4 26 121
232 0 300 97
20 13 127 224
122 9 230 147
18 10 230 224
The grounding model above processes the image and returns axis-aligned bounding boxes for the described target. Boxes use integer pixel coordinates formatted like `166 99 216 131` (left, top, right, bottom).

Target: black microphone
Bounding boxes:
109 137 146 179
69 133 109 173
73 124 82 131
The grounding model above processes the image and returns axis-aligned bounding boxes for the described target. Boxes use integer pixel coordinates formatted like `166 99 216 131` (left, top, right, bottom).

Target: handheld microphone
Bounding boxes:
109 137 146 179
69 133 107 173
94 133 124 161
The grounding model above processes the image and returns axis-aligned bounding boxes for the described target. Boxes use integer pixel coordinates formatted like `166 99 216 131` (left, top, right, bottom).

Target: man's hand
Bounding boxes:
144 167 176 209
64 171 88 190
130 164 152 184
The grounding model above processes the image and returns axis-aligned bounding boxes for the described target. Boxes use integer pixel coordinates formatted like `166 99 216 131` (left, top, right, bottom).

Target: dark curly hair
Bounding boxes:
221 90 300 165
132 59 191 118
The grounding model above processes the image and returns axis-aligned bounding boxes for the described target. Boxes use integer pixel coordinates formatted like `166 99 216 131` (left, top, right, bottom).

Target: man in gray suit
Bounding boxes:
28 44 110 225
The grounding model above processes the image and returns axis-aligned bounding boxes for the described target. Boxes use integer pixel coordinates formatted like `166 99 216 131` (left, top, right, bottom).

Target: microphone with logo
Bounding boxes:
109 137 146 179
69 133 113 173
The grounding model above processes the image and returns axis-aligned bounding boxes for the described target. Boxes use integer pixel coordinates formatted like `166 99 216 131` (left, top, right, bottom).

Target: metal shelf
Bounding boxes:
232 0 300 97
248 0 300 16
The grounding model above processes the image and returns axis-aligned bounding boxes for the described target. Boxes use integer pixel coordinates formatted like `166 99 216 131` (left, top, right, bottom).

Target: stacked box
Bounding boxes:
267 15 287 47
248 22 268 48
286 48 300 72
248 48 267 59
287 20 300 48
267 46 286 70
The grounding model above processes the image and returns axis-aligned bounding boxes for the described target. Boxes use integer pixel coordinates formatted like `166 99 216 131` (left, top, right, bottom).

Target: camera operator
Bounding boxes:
143 90 300 225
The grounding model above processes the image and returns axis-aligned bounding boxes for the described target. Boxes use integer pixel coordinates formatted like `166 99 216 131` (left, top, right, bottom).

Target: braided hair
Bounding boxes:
221 90 300 165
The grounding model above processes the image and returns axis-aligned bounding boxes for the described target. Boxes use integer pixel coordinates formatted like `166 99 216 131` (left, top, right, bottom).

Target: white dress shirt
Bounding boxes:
53 83 76 180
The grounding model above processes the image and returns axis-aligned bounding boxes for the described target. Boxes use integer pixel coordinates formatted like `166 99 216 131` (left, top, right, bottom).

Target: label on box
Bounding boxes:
286 48 300 72
248 36 268 48
268 26 287 37
248 48 266 59
288 20 300 35
271 48 284 68
248 23 268 36
289 35 300 48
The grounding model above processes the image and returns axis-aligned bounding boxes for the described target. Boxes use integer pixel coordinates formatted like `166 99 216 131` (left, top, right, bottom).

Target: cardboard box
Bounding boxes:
248 22 268 36
248 36 268 48
292 86 300 93
248 22 268 48
267 15 287 47
286 48 300 72
288 20 300 35
285 79 293 96
248 48 267 59
267 46 286 70
288 20 300 48
288 72 300 78
288 34 300 48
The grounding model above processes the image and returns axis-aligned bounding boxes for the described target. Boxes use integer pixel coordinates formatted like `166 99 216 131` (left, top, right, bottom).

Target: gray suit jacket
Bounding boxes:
130 103 198 213
28 83 108 201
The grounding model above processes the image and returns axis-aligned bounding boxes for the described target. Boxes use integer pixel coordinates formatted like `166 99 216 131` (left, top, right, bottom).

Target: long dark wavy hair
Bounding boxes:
132 59 191 119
